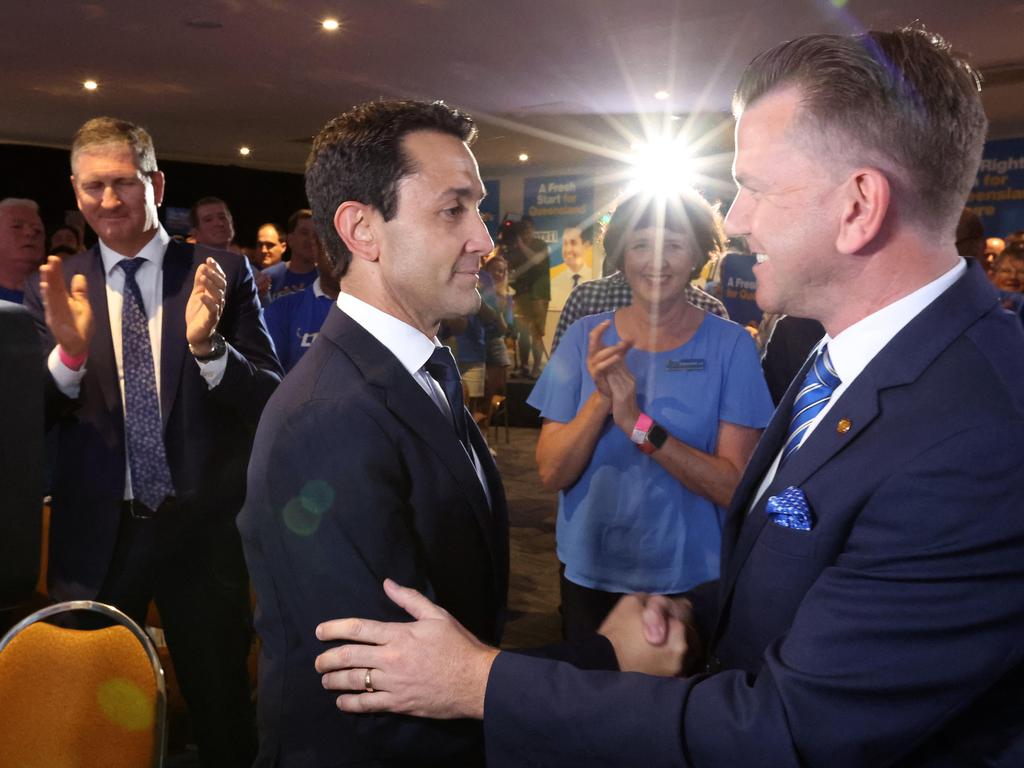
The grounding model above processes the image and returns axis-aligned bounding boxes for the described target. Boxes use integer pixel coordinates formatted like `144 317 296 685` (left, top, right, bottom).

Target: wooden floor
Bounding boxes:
491 426 562 650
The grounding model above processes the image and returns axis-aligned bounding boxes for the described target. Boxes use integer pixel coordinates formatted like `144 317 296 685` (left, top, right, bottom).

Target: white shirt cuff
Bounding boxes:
48 346 86 398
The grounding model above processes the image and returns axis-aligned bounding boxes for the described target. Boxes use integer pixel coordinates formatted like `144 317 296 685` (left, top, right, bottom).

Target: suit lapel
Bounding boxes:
715 262 999 618
159 241 193 429
83 247 121 418
320 309 504 575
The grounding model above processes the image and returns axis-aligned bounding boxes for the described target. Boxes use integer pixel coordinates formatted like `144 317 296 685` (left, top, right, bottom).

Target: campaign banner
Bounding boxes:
967 137 1024 238
522 174 595 309
718 253 762 327
481 179 501 239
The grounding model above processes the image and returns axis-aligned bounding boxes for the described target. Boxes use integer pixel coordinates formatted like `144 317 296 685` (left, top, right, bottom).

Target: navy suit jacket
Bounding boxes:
239 306 509 767
23 240 282 599
484 261 1024 767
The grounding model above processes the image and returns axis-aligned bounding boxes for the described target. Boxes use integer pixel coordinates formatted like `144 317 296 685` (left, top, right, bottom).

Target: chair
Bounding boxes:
0 600 167 767
489 394 510 444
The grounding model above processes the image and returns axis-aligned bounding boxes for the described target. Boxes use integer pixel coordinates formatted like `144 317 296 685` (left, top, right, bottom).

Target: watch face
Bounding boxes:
647 424 669 450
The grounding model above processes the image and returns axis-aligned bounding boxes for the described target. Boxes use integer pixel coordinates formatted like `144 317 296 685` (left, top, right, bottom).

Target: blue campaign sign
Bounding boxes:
718 253 762 327
522 175 595 308
481 179 501 239
967 138 1024 238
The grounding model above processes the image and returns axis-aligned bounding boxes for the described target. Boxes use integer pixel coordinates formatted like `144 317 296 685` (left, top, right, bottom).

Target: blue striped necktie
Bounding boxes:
781 345 840 464
119 257 175 512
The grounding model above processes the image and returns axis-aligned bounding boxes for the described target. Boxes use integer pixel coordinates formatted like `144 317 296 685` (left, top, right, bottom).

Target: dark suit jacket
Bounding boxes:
23 240 282 599
239 306 509 767
483 261 1024 767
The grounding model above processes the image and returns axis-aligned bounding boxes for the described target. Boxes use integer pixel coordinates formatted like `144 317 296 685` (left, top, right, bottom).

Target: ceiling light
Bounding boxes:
654 90 670 101
322 18 340 30
518 153 529 162
239 146 251 157
83 80 98 91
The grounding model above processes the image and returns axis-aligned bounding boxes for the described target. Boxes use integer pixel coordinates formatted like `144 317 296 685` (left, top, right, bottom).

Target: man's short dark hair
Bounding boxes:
71 117 158 175
286 209 312 234
732 26 986 235
305 100 477 277
602 190 726 276
189 196 230 229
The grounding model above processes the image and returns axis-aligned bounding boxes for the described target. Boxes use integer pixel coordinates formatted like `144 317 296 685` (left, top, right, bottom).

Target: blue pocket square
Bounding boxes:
765 486 814 531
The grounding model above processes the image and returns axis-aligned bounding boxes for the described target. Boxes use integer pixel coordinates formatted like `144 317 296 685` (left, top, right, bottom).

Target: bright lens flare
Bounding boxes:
627 140 696 198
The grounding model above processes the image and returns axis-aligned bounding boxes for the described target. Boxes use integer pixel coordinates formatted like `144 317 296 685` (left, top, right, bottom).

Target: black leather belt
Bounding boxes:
122 497 176 520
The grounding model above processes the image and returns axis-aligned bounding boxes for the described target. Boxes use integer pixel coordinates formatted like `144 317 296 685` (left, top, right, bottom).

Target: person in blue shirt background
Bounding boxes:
260 209 320 304
528 190 774 641
263 225 338 372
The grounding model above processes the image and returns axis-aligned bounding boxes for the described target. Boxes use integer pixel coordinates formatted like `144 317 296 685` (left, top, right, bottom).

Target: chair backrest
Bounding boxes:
0 600 166 767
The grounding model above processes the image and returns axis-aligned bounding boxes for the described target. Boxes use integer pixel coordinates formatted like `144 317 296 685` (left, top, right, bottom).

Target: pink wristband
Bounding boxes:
630 412 653 446
58 346 88 371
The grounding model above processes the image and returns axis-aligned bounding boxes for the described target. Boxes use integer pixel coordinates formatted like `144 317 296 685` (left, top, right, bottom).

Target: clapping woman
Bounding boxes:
527 190 774 640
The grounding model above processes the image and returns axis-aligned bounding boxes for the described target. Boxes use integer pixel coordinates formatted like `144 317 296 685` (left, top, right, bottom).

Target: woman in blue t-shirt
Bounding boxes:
527 190 774 641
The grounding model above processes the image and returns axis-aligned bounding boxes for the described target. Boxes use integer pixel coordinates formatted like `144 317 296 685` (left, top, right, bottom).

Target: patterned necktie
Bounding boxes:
780 344 840 464
425 346 472 452
118 258 174 512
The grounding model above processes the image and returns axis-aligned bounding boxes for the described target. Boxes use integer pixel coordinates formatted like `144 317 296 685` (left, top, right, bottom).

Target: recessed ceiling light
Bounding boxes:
239 146 251 157
654 90 670 100
518 153 529 162
322 18 340 30
83 80 98 91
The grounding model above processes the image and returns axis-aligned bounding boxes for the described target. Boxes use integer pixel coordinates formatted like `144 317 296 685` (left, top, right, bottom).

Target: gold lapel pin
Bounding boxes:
836 418 852 434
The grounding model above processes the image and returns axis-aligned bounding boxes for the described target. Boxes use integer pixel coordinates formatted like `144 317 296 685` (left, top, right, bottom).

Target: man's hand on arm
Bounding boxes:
39 255 93 359
315 579 498 720
186 257 227 355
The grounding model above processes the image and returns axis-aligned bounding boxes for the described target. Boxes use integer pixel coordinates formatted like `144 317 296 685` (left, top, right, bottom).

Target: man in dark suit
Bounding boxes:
24 116 281 767
312 28 1024 767
238 100 508 767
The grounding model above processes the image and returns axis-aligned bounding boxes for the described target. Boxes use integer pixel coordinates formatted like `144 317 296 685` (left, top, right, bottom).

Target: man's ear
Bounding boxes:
334 202 379 263
835 168 890 255
150 170 166 208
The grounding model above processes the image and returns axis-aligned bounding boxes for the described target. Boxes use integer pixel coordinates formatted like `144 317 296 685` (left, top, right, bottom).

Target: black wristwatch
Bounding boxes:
191 332 227 362
646 423 669 451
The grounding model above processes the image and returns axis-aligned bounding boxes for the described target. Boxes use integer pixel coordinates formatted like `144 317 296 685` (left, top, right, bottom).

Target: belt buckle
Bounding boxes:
127 498 157 520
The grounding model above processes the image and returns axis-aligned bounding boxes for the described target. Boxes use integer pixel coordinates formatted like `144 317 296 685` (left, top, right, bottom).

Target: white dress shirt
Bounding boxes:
752 258 967 506
48 227 229 498
336 290 492 503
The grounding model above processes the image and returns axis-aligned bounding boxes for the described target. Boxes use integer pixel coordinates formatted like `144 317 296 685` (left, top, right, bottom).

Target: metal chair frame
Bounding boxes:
0 599 168 767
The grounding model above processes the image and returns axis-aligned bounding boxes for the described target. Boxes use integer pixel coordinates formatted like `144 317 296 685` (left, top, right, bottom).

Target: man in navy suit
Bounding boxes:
238 100 508 767
25 116 281 767
312 28 1024 767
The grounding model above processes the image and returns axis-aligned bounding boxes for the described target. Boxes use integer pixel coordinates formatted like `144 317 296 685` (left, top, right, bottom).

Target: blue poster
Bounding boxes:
718 253 762 327
522 175 595 308
967 138 1024 238
481 179 501 239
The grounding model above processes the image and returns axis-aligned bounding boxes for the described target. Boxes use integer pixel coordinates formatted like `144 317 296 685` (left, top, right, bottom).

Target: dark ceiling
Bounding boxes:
3 0 1023 177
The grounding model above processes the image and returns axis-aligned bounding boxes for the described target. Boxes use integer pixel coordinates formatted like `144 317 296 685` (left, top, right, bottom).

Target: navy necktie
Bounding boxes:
781 344 841 464
118 258 174 512
572 273 581 288
425 346 472 452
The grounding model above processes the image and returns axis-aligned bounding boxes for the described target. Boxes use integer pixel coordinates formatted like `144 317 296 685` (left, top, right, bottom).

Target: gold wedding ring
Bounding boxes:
364 668 374 693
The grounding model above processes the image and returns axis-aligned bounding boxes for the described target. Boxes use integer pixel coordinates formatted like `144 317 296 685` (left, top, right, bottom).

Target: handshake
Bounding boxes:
313 579 701 722
597 593 703 678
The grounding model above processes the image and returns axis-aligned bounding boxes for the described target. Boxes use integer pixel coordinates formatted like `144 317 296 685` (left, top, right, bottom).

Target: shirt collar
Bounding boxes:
824 257 967 388
335 290 440 376
99 227 170 276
